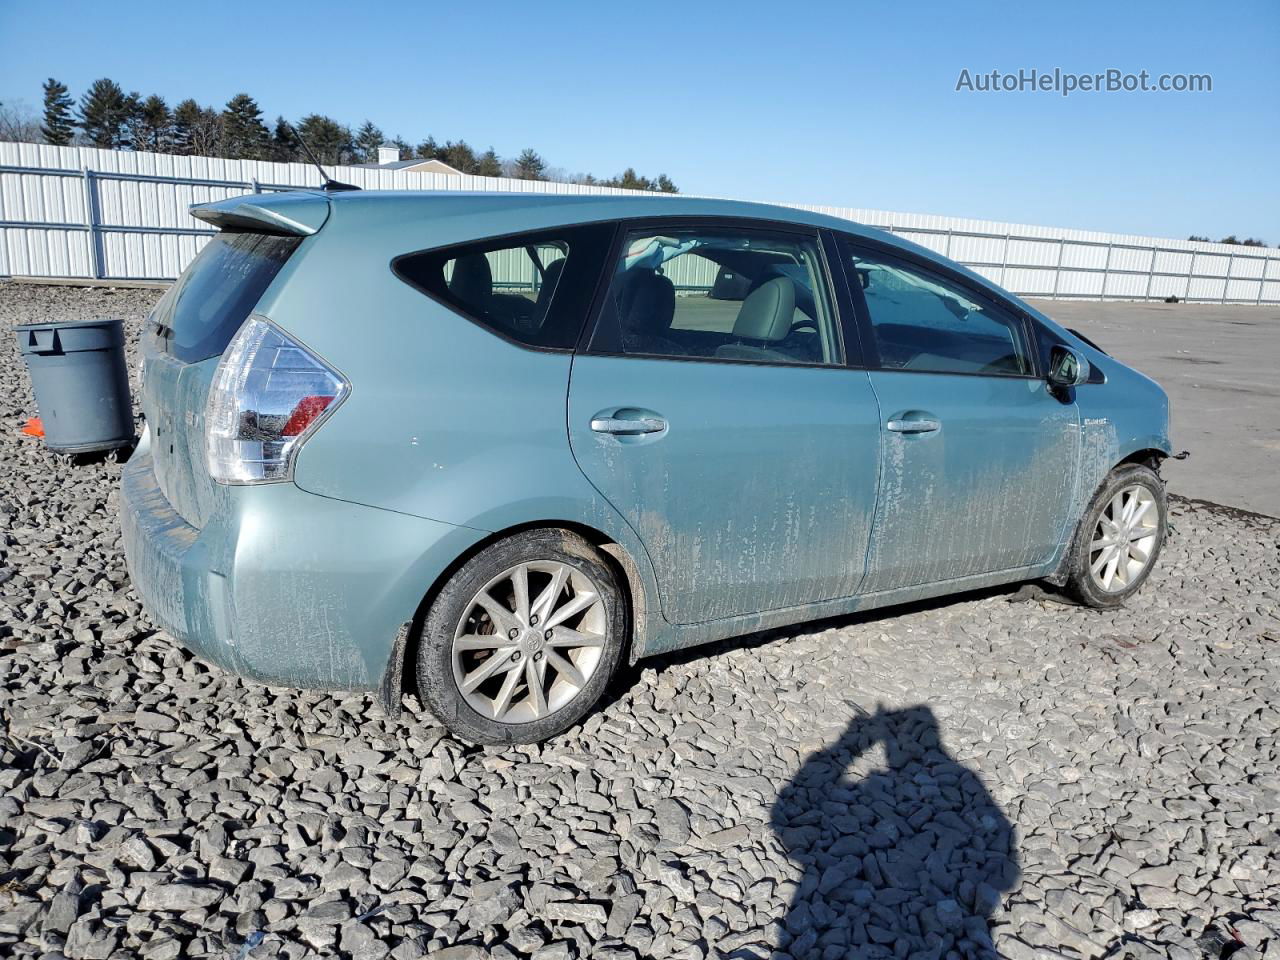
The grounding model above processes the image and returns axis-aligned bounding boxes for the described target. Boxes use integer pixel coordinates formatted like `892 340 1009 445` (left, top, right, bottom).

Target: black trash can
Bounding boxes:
15 317 134 454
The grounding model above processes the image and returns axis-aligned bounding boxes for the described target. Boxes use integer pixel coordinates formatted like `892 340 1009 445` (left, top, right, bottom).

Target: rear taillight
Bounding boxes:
205 317 348 484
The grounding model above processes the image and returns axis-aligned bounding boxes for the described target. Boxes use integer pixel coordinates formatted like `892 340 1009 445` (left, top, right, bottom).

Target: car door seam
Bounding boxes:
565 351 672 626
858 371 888 597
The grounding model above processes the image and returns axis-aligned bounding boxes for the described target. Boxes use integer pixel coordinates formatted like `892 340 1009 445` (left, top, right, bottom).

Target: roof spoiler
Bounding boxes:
190 191 331 236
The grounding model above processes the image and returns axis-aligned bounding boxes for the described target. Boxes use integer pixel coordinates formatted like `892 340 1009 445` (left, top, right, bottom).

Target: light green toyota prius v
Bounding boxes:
121 188 1173 744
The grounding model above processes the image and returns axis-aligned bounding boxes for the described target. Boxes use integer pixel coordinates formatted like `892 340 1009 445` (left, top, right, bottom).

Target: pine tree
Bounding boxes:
440 140 477 173
134 95 173 152
613 168 652 190
171 99 198 153
119 92 143 149
269 117 296 162
221 94 269 159
602 168 677 192
78 78 131 148
353 120 385 163
294 114 351 164
41 78 75 145
474 147 502 178
515 148 546 180
44 80 675 185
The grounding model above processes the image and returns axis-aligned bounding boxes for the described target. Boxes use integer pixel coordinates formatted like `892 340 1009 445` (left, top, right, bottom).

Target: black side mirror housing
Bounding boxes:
1048 344 1090 387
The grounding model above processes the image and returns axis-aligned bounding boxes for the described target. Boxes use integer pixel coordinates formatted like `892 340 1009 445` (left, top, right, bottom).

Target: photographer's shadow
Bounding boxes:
770 705 1018 959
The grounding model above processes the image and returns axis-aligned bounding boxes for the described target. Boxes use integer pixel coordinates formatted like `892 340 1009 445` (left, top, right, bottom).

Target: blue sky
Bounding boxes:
1 0 1276 241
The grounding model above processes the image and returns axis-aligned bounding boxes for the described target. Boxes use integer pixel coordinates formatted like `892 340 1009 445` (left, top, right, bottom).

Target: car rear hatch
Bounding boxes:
140 192 330 528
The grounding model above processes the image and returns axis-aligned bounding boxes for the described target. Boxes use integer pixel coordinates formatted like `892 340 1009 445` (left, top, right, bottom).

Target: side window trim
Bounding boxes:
820 228 867 370
837 233 1043 380
580 215 848 369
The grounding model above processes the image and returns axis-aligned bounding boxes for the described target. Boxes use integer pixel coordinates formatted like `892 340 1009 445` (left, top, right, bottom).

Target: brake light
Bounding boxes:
281 395 335 436
205 317 348 484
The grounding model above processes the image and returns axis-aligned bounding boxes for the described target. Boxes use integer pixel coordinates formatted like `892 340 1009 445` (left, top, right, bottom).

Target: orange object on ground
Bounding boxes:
21 417 44 437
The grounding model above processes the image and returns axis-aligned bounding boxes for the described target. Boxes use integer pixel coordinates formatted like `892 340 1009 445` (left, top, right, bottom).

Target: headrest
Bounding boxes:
449 253 493 306
732 277 795 342
541 257 565 290
531 258 566 327
620 269 676 334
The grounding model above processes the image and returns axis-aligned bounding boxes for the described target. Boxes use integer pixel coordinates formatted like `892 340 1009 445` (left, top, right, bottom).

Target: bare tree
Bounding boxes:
173 99 223 156
0 99 43 143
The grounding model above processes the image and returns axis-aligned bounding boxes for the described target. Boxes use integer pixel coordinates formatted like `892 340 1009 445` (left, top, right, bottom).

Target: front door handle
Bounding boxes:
886 417 941 434
590 415 666 435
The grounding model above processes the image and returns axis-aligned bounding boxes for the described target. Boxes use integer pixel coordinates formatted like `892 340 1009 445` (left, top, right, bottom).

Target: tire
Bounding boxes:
1065 462 1167 608
415 528 627 744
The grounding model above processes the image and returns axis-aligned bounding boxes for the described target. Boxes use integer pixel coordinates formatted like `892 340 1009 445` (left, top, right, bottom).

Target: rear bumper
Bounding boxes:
119 448 484 693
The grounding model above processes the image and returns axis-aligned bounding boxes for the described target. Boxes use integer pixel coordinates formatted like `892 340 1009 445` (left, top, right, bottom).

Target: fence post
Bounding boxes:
1100 243 1112 301
944 228 953 259
1222 250 1234 304
1185 251 1195 301
80 165 101 280
1143 245 1158 301
1000 234 1010 285
251 177 261 194
1051 237 1065 299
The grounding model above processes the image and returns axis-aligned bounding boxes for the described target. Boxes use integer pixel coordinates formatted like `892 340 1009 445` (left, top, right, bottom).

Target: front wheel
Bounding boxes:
1065 463 1167 608
415 529 627 744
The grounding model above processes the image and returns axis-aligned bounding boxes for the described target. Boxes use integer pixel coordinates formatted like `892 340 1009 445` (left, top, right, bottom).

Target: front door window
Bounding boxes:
847 248 1033 377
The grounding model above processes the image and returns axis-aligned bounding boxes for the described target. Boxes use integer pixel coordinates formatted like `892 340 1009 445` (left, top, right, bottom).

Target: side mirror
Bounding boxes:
1048 345 1090 387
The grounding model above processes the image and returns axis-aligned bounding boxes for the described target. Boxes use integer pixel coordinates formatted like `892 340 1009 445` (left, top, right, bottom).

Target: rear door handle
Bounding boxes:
590 415 666 435
886 418 941 434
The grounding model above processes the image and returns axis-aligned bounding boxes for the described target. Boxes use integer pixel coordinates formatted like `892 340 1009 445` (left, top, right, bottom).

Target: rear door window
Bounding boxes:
149 231 300 363
392 223 614 350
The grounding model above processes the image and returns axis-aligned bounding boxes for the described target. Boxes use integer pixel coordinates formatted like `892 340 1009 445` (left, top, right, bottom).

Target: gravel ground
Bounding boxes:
1 282 1279 960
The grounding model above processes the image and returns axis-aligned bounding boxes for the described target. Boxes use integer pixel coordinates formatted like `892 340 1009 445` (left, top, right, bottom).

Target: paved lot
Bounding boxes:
1 284 1278 960
1029 299 1280 518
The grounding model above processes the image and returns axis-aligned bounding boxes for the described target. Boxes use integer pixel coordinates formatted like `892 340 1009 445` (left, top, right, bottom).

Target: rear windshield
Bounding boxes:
148 230 300 363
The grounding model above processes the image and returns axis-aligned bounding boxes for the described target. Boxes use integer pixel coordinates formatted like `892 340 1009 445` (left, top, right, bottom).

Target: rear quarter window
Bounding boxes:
391 223 614 350
149 231 300 363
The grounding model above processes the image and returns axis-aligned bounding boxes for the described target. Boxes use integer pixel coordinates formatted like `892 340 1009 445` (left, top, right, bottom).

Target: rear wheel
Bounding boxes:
416 529 626 744
1065 463 1167 607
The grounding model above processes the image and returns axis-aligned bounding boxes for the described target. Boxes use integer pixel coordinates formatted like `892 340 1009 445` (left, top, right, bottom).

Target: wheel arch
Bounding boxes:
383 519 652 713
1046 451 1168 586
1118 446 1169 472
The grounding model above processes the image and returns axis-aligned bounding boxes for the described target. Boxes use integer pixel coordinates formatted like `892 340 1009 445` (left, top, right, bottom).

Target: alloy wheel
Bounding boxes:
1088 483 1160 593
451 560 608 723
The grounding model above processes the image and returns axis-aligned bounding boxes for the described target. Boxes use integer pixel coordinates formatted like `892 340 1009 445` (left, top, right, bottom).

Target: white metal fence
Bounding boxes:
2 141 1278 304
